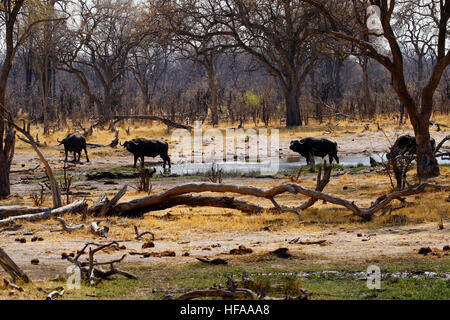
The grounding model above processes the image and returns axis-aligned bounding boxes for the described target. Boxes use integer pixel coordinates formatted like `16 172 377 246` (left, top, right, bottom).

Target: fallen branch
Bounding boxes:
54 217 85 233
196 257 228 265
288 238 327 245
89 185 128 216
0 248 30 283
435 135 450 154
68 242 137 284
0 201 87 227
106 181 449 221
46 288 65 300
3 278 24 292
134 225 155 240
90 221 109 238
17 135 45 148
10 164 41 174
0 205 51 218
296 163 332 211
165 288 258 300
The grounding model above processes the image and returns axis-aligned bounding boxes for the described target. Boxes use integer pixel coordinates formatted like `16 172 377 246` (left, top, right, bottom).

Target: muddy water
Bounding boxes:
161 153 450 175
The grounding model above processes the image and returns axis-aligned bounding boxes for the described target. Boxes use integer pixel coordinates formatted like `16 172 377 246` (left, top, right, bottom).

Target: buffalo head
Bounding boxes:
122 140 137 153
289 140 304 153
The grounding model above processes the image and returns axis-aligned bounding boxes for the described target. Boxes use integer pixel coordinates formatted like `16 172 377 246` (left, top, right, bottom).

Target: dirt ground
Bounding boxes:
1 220 449 282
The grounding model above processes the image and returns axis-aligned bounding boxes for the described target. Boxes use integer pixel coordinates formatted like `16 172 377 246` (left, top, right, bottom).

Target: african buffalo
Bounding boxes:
57 133 89 163
387 135 436 160
289 138 339 172
122 138 171 169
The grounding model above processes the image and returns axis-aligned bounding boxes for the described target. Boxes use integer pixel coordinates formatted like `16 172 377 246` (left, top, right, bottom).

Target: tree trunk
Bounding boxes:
361 57 374 118
0 153 11 199
414 114 440 179
284 84 302 127
206 60 219 127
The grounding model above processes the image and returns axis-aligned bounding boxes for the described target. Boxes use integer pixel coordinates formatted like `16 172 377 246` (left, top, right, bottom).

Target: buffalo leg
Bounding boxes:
162 155 171 169
334 154 340 164
84 146 90 162
140 156 145 168
64 150 68 162
133 155 138 168
73 152 77 162
329 154 333 164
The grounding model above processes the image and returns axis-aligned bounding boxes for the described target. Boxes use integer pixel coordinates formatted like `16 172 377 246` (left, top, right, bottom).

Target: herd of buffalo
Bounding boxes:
56 132 436 172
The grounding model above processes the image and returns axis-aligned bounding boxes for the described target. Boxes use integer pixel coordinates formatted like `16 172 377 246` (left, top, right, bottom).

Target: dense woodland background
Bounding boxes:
0 0 449 198
2 0 449 129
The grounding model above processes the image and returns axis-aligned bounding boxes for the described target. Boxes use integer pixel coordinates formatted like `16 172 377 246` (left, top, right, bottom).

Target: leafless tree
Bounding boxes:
303 0 449 178
214 0 329 126
0 0 64 198
56 0 145 120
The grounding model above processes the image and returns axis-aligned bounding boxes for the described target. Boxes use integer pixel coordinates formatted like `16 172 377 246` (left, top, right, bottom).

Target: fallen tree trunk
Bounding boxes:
0 200 87 227
113 115 193 131
0 205 51 218
10 164 41 174
165 288 258 300
0 248 30 283
114 195 269 217
107 181 449 220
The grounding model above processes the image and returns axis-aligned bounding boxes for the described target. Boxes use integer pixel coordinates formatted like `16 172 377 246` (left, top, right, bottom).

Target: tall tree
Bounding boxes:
154 0 235 126
304 0 449 178
215 0 326 126
0 0 60 198
56 0 145 120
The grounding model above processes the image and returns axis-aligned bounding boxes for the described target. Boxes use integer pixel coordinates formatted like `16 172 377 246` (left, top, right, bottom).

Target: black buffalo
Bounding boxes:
387 135 436 160
289 138 339 172
57 134 89 163
122 138 171 169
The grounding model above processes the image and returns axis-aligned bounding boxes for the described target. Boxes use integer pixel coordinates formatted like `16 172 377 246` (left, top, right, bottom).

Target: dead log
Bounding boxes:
10 164 41 174
46 288 65 300
133 226 155 240
0 205 51 218
3 278 24 292
68 242 137 283
196 257 228 265
54 217 85 233
0 200 87 227
90 221 109 238
96 185 127 216
113 115 193 131
0 248 30 283
164 288 258 300
296 163 332 210
106 180 449 221
17 135 45 148
435 135 450 154
86 172 140 180
288 238 327 245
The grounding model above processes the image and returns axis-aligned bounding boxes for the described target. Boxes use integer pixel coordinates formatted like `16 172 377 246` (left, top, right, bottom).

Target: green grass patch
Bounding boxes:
44 253 450 300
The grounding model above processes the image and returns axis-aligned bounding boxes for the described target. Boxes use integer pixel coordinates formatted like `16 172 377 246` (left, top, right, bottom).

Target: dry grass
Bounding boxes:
3 166 449 243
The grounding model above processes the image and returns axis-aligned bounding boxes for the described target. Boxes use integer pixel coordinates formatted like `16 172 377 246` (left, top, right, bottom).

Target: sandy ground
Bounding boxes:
1 220 449 280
